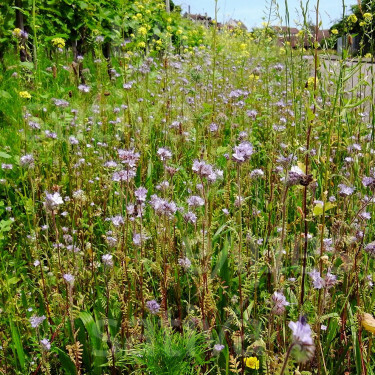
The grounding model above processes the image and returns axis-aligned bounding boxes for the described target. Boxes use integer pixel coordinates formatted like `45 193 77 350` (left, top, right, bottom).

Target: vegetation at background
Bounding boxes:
1 0 375 374
330 0 375 56
0 0 205 63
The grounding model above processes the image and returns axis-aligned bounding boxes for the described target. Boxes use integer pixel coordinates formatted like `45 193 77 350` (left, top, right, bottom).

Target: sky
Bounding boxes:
176 0 357 29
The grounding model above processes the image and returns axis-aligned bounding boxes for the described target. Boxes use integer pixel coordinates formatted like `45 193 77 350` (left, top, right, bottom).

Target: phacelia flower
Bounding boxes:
288 316 315 363
271 291 289 314
178 257 191 270
102 254 113 267
146 300 160 314
40 338 51 351
232 141 254 163
44 191 64 211
30 315 46 328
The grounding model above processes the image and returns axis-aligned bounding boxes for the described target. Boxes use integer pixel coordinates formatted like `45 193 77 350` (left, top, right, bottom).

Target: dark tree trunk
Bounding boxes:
102 41 112 78
15 0 28 62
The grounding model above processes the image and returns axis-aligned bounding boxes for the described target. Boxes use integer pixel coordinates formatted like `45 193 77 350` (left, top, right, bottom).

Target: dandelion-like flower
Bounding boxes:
244 356 259 369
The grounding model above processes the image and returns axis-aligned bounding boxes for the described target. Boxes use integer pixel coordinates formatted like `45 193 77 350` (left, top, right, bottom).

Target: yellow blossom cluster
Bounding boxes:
52 37 65 48
19 91 31 99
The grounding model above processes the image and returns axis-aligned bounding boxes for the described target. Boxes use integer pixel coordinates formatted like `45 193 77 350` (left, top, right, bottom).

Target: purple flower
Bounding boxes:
232 141 254 163
111 215 124 227
150 195 177 218
1 163 13 170
324 271 337 289
102 254 113 267
250 169 264 179
146 300 160 314
30 315 46 328
271 291 289 314
365 242 375 257
288 316 315 362
63 273 75 284
286 166 312 187
157 147 172 162
135 187 148 202
338 184 355 197
44 191 64 211
183 211 197 224
178 257 191 270
213 344 225 353
246 109 258 119
112 169 136 182
309 269 325 289
118 149 140 168
187 195 205 208
20 154 34 168
362 176 375 190
40 338 51 351
78 84 91 93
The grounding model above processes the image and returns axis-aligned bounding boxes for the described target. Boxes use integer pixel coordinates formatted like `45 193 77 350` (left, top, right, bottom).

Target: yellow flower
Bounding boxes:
249 74 259 80
13 28 22 37
137 41 146 48
363 13 373 21
331 28 338 35
348 14 357 23
307 76 318 88
365 53 372 59
244 356 259 370
19 91 31 99
138 26 147 36
362 313 375 334
52 37 65 48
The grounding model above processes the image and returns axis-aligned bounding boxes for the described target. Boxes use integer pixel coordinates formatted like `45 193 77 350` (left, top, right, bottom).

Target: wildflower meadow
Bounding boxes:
1 0 375 374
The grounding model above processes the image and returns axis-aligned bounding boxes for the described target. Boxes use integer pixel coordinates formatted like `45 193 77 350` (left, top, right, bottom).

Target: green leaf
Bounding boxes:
10 321 25 370
79 311 105 374
54 347 77 375
0 151 12 159
313 202 336 216
0 90 11 99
